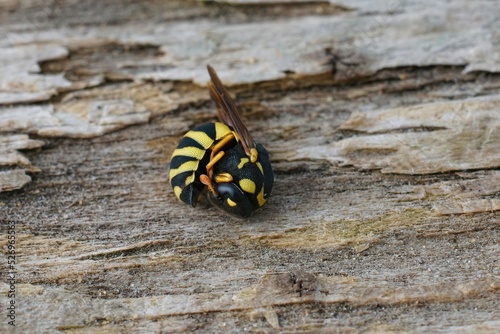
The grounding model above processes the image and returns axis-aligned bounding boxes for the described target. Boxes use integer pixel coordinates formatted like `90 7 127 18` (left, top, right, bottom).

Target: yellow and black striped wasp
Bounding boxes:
169 65 273 218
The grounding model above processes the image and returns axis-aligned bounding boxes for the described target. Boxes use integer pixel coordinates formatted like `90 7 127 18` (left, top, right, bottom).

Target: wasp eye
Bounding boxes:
208 179 255 218
216 183 245 203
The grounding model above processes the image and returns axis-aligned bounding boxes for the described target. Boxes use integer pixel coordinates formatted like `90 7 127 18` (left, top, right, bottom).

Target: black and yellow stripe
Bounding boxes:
169 122 235 206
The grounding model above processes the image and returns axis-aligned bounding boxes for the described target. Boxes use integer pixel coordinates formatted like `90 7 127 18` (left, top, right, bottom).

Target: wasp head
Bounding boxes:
206 182 255 218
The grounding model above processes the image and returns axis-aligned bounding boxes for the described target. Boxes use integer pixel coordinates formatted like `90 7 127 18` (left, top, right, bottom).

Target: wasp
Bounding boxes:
169 65 274 218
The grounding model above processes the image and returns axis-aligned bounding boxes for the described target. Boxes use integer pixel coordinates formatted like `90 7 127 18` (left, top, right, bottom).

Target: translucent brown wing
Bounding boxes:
207 64 256 159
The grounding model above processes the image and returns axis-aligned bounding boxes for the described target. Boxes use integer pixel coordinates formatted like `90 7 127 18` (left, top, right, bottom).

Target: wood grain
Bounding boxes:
0 0 499 333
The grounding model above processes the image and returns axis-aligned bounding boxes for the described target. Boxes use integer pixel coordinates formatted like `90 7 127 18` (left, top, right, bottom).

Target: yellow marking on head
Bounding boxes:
169 160 198 180
238 157 250 169
215 122 233 140
256 162 264 175
239 178 256 194
185 131 214 149
250 148 258 163
184 173 195 186
215 173 233 183
174 186 183 200
227 198 237 207
256 187 267 207
171 146 206 160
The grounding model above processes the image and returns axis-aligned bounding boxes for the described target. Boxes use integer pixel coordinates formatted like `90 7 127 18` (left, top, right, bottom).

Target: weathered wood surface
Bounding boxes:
0 0 499 333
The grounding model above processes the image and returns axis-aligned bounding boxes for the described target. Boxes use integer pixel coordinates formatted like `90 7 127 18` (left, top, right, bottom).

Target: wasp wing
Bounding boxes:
208 80 233 128
207 65 256 158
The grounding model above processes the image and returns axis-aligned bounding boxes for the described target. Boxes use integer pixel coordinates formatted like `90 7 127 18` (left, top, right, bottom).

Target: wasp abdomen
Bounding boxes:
169 122 234 206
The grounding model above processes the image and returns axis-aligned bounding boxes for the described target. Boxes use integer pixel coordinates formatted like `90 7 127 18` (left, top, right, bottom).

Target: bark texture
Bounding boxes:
0 0 499 333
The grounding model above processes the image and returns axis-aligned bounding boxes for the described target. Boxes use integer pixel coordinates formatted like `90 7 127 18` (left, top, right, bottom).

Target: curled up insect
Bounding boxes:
169 65 274 218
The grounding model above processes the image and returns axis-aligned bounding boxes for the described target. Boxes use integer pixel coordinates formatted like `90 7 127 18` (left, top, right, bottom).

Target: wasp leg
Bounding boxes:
200 174 217 195
215 172 233 183
201 154 230 196
206 151 225 178
210 133 235 161
205 132 235 178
